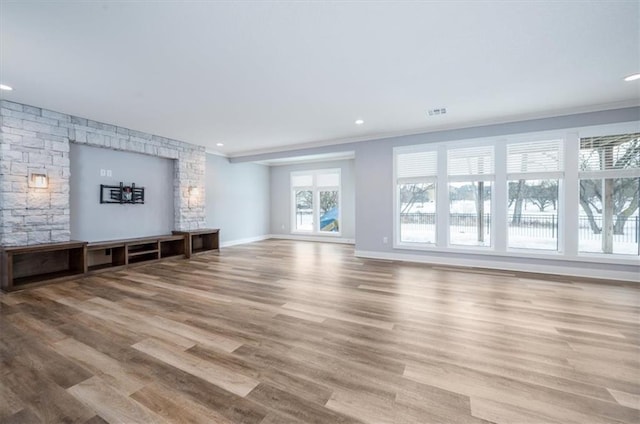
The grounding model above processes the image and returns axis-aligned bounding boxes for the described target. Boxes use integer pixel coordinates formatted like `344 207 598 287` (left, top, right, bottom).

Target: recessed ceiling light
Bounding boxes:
624 73 640 82
355 119 364 125
216 143 224 147
0 84 13 91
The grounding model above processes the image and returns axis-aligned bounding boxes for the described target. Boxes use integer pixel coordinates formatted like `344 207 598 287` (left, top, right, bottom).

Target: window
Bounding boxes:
392 126 639 265
447 145 494 247
578 135 639 255
396 150 437 244
506 140 563 251
291 169 341 234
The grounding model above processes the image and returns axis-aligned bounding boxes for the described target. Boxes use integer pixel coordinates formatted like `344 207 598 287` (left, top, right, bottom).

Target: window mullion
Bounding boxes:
315 188 319 233
494 141 507 252
579 168 640 179
507 171 564 180
313 178 319 233
564 132 580 256
448 174 495 182
436 145 448 247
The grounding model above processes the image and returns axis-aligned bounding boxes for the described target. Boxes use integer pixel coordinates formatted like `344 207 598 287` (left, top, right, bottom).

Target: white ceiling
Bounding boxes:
1 1 639 157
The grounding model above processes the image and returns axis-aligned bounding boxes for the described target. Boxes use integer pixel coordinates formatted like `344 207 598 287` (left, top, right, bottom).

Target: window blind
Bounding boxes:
291 174 313 187
579 135 640 171
396 150 437 179
317 172 340 187
447 145 494 176
507 140 563 174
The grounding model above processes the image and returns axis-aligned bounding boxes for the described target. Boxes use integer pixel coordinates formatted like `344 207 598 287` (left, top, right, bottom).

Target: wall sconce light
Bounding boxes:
187 186 199 209
28 171 48 188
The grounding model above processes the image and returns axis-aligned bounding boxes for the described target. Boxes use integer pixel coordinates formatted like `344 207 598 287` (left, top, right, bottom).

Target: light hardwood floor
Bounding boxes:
1 240 639 424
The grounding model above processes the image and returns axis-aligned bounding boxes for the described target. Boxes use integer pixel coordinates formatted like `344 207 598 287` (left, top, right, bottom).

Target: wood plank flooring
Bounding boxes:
1 239 639 423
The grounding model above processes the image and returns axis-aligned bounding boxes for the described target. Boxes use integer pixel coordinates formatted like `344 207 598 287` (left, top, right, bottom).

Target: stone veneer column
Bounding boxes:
0 102 71 245
0 100 206 246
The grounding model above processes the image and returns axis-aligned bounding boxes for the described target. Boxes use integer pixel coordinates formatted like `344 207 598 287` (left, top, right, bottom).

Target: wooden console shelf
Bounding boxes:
1 241 87 292
86 240 126 272
172 229 220 258
126 239 160 264
87 234 188 272
159 235 187 259
1 230 218 292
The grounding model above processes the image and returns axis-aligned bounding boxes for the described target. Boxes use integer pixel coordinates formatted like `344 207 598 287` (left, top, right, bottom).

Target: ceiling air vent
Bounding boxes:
427 108 447 117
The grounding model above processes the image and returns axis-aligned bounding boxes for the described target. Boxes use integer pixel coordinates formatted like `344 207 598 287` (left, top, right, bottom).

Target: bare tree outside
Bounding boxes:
579 136 640 253
319 191 338 215
399 183 434 214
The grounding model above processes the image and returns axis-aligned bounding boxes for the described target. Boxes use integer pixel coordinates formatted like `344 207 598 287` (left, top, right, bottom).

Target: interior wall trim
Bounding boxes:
354 249 640 282
269 234 355 245
220 235 271 248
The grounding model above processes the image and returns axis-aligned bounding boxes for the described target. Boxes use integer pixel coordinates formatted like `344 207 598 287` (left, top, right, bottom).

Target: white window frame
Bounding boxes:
445 140 496 250
504 138 565 253
390 122 640 265
577 134 640 257
291 169 342 236
394 145 439 247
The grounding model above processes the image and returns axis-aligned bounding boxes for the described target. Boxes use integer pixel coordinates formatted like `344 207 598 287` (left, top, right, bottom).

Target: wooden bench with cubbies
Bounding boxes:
1 230 219 292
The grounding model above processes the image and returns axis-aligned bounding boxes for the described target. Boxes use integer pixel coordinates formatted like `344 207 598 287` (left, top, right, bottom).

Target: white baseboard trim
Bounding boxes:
269 234 355 245
354 250 640 282
221 234 271 248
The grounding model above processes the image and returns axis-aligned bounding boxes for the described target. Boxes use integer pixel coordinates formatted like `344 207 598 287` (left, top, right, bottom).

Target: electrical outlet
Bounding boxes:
383 237 388 244
106 170 112 177
100 169 106 176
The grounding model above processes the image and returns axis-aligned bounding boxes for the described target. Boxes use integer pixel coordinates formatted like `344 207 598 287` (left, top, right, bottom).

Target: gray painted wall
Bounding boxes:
270 159 355 240
70 143 174 241
235 107 640 279
351 118 640 279
205 154 270 244
353 142 393 250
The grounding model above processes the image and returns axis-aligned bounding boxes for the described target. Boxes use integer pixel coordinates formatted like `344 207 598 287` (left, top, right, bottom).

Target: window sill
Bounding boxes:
393 243 639 266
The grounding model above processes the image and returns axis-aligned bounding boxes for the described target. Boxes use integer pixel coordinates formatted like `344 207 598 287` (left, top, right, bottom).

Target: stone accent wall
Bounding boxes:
0 100 206 246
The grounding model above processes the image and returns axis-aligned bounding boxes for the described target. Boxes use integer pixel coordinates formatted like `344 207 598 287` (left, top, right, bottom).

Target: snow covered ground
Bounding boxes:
400 200 638 255
296 202 639 255
400 224 638 255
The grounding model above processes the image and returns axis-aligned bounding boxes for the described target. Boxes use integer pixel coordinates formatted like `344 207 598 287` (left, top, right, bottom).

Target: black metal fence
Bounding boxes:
400 212 436 225
450 213 492 235
400 213 640 243
508 214 557 239
578 215 640 243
